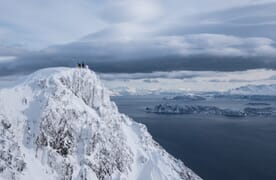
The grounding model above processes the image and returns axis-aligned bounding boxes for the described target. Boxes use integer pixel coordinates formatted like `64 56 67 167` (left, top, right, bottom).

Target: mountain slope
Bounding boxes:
0 67 201 180
228 84 276 95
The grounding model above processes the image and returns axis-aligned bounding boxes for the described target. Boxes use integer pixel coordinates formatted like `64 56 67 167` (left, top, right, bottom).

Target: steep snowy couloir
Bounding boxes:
0 67 201 180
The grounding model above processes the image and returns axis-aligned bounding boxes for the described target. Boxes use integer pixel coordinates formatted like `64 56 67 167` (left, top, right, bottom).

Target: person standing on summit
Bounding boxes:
76 62 89 69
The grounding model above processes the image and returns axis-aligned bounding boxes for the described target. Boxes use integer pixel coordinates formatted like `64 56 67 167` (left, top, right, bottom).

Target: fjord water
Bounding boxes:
112 95 276 180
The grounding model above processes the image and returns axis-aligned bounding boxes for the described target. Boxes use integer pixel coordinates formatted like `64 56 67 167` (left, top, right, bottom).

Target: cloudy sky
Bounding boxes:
1 0 276 75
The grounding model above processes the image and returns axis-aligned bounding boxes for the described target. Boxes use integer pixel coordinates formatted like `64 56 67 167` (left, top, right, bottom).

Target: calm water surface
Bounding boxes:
112 95 276 180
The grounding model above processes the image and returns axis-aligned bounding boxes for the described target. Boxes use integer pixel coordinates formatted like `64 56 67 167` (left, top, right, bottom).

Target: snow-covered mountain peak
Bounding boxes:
23 67 112 109
0 67 201 180
228 84 276 96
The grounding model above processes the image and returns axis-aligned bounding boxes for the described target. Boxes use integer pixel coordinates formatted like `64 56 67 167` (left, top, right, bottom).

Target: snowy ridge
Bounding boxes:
0 67 201 180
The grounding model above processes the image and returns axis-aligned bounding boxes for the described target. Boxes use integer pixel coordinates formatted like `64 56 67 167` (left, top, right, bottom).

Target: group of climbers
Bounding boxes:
77 62 89 69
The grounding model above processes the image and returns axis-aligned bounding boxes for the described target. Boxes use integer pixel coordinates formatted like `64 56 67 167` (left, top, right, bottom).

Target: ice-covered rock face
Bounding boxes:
0 67 201 180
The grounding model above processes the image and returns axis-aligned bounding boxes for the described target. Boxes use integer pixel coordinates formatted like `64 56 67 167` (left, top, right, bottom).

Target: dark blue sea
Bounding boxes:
112 95 276 180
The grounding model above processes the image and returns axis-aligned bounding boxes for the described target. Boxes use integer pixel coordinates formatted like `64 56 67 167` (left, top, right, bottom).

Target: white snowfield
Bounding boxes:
0 67 201 180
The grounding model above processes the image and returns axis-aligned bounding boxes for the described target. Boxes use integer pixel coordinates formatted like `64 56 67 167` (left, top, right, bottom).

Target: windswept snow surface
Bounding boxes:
0 67 201 180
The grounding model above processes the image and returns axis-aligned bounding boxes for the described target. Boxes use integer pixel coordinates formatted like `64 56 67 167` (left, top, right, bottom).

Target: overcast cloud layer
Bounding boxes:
1 0 276 75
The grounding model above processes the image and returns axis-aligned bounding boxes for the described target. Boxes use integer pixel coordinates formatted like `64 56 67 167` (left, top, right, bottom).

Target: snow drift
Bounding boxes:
0 67 201 180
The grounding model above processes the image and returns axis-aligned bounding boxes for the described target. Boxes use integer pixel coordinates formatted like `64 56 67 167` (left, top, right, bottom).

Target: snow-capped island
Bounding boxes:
145 104 246 117
145 104 276 117
0 67 201 180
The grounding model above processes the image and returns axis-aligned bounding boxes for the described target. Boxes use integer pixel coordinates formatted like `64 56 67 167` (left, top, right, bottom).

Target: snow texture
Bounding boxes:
0 67 201 180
